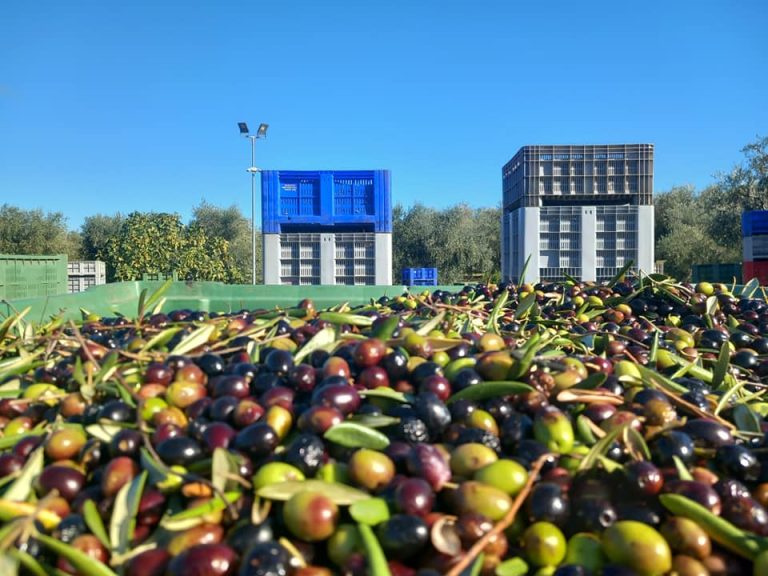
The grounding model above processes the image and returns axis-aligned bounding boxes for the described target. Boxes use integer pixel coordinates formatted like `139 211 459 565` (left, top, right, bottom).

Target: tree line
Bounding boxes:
1 136 765 284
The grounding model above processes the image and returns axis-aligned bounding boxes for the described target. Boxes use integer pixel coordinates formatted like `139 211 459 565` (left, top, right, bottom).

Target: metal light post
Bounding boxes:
238 122 269 285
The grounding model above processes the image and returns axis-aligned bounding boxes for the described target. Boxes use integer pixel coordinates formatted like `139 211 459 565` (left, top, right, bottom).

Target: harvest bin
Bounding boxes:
0 254 68 300
0 281 454 323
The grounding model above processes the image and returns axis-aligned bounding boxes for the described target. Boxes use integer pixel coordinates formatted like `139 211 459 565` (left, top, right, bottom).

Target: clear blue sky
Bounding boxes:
1 0 766 230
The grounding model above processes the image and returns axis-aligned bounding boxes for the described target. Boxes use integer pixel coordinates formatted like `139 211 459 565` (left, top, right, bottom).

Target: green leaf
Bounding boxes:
349 498 390 526
514 293 537 321
575 415 597 446
0 429 46 451
416 311 446 336
170 323 215 356
624 426 651 461
648 331 660 363
257 480 369 506
293 326 336 364
447 381 532 405
712 343 731 390
36 534 119 576
139 278 174 318
371 315 400 340
673 455 693 481
7 549 47 576
82 500 110 550
578 425 625 472
4 447 43 502
733 404 762 434
518 254 532 286
608 260 634 288
495 557 529 576
358 523 392 576
140 326 182 353
160 491 240 531
0 550 19 576
212 447 241 493
574 372 607 390
110 471 147 556
85 423 124 444
346 414 401 428
741 278 761 299
317 312 374 327
324 422 390 450
358 388 410 403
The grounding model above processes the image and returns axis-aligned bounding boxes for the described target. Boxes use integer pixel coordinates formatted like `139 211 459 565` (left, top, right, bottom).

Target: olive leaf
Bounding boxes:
349 498 390 526
358 388 411 403
447 381 532 405
110 470 147 556
140 326 182 353
82 499 110 550
358 523 392 576
257 480 369 506
36 534 119 576
346 414 401 428
85 423 124 444
514 293 537 321
170 323 215 356
324 422 390 450
293 326 336 364
212 447 242 493
160 491 240 531
317 312 373 327
494 557 530 576
712 342 731 390
417 311 446 336
733 404 762 435
3 447 43 502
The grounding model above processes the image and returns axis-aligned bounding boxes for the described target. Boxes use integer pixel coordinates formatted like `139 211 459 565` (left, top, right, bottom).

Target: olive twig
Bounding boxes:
445 453 551 576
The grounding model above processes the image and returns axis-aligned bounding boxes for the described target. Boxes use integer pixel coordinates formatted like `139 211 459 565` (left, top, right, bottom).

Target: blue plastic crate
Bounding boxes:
743 211 768 237
402 268 438 286
262 170 391 233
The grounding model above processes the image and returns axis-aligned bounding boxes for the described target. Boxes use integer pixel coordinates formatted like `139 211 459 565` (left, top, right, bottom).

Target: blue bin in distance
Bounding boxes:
402 268 438 286
262 170 391 233
743 211 768 237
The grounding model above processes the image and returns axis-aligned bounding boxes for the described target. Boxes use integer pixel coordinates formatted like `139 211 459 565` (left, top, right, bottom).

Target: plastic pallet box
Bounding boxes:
0 254 67 299
744 261 768 285
262 170 392 233
402 268 438 286
743 211 768 237
743 235 768 261
691 263 743 284
67 260 107 293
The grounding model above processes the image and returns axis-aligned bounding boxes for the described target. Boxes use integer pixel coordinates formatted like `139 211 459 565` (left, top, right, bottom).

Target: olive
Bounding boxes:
660 517 711 560
450 443 498 477
526 481 570 525
37 465 85 501
376 514 429 560
393 477 434 516
663 480 721 514
454 481 512 521
283 490 339 541
650 430 695 466
168 523 224 556
282 433 326 476
683 419 735 448
533 406 575 454
156 436 204 467
347 448 395 492
166 543 237 576
414 392 452 436
327 524 363 567
602 521 672 576
311 381 361 415
54 513 88 543
721 495 768 536
252 462 305 490
570 496 616 532
406 444 451 491
564 532 605 573
125 548 171 576
715 445 761 483
522 521 567 567
102 456 139 497
233 423 279 458
474 458 528 496
45 426 87 461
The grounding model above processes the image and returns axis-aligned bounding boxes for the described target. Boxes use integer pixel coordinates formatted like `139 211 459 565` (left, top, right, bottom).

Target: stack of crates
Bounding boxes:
743 211 768 284
402 268 438 286
67 261 107 293
262 170 392 285
691 263 743 284
0 254 67 299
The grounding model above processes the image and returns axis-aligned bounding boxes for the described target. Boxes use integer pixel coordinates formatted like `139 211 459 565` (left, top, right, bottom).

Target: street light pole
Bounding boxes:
238 122 269 285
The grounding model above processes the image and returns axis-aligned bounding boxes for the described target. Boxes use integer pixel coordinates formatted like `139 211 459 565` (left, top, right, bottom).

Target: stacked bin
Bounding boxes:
0 254 67 299
501 144 655 283
743 211 768 284
402 268 438 286
67 261 107 293
262 170 392 285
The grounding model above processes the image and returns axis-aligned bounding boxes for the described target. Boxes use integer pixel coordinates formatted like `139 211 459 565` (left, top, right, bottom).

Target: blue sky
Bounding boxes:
1 0 766 230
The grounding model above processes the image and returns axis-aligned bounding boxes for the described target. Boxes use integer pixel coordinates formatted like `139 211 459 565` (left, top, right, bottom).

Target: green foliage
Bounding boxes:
81 213 125 260
654 135 767 280
0 204 81 259
103 212 244 283
190 201 259 283
393 202 501 284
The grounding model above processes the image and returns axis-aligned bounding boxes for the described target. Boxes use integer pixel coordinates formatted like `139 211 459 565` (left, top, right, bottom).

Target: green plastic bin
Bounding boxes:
691 263 743 284
0 254 68 300
1 281 458 323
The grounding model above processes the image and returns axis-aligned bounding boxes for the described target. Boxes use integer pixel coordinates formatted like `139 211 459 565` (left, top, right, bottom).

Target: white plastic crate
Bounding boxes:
263 232 391 285
67 260 106 293
744 235 768 260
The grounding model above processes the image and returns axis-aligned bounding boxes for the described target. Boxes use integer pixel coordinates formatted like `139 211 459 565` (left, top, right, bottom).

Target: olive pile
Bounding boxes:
0 277 768 576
